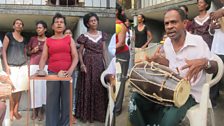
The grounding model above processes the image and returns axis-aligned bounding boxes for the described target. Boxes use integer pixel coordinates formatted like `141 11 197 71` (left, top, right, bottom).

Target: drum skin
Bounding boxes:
129 61 191 107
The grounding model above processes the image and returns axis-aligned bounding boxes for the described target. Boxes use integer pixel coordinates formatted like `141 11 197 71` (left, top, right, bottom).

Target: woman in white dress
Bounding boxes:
27 21 48 121
2 19 29 120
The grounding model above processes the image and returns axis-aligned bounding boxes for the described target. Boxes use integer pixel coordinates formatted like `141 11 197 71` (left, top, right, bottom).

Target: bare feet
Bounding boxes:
31 110 37 120
13 112 22 120
72 115 76 124
10 111 14 121
38 110 44 121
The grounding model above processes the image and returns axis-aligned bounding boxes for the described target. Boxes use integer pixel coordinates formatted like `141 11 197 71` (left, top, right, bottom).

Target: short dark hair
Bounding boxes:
83 12 99 29
36 20 47 29
197 0 211 11
52 13 66 25
64 28 72 34
13 19 24 26
165 7 187 21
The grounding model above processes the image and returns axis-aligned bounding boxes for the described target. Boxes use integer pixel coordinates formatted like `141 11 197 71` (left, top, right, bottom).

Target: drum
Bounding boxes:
129 61 191 107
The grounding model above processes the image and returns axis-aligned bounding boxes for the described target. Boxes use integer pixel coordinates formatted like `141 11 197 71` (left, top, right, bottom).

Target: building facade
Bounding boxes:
0 0 115 40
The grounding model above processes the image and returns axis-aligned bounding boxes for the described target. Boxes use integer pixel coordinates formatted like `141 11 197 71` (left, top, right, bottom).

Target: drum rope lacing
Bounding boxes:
129 61 190 107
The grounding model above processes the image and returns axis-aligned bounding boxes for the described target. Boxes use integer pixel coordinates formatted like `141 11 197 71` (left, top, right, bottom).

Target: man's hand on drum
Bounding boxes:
145 45 169 66
181 58 207 82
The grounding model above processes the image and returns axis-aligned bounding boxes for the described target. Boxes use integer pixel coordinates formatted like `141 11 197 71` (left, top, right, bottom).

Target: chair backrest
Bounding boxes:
206 54 224 87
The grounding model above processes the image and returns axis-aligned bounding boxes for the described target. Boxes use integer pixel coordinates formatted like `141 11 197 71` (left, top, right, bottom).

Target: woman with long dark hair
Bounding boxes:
115 3 130 115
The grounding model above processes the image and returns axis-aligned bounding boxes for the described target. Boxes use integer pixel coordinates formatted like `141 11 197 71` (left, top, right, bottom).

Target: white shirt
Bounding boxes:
0 40 2 47
108 34 116 57
105 57 116 75
125 30 132 45
164 32 213 103
211 6 224 55
211 28 224 55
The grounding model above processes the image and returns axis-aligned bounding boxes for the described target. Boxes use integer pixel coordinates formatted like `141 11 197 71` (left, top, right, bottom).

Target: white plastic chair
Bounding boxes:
101 58 121 126
186 54 224 126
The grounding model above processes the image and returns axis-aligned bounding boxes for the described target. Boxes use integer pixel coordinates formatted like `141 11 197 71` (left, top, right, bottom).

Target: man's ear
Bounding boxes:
183 19 188 27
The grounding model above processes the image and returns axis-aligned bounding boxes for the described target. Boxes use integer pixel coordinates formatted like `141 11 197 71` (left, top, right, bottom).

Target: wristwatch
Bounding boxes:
205 60 211 69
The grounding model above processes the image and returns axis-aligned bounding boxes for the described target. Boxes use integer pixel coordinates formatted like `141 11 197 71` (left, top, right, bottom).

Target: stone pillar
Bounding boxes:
74 17 87 40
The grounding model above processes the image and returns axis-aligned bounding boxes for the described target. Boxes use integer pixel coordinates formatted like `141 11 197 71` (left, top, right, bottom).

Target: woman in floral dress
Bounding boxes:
76 12 108 123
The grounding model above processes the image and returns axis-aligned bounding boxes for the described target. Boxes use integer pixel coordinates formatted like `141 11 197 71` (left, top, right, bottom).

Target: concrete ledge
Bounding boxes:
126 0 196 18
0 4 115 17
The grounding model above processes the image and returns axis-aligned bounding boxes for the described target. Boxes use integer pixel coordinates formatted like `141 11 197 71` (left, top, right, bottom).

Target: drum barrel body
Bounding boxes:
129 62 190 107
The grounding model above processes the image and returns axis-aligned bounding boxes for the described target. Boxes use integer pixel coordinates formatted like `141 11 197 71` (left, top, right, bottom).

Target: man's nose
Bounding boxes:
167 23 173 29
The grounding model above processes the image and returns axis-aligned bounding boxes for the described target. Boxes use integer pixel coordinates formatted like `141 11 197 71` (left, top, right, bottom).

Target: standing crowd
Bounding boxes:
0 12 109 126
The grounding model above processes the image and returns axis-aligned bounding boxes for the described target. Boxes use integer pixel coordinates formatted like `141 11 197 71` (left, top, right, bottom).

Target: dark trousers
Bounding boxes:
210 54 224 106
46 72 70 126
128 93 197 126
115 50 130 114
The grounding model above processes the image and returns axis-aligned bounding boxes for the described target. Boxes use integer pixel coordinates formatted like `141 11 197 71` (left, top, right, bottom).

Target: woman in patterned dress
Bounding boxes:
190 0 213 49
76 12 108 123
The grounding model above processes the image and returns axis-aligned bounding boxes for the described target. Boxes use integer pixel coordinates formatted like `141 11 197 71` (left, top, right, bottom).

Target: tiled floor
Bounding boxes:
5 79 224 126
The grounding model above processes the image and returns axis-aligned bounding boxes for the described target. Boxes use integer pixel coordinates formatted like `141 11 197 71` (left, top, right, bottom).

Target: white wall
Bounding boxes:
141 0 172 8
84 0 115 8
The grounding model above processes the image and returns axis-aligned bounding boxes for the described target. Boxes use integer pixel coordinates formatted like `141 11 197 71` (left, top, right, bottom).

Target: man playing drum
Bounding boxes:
128 7 218 126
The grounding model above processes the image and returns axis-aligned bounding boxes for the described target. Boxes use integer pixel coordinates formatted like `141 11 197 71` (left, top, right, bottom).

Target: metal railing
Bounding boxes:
0 0 116 8
0 0 47 5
